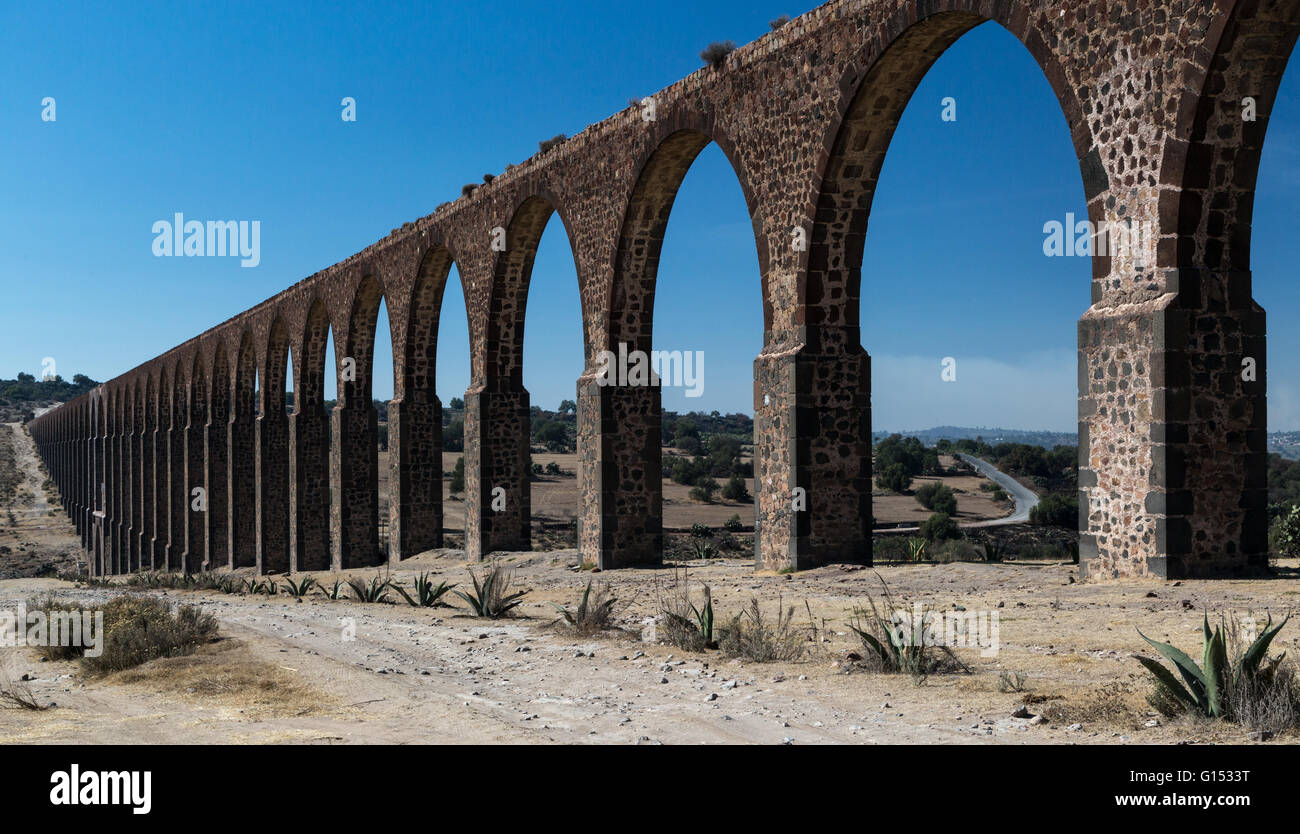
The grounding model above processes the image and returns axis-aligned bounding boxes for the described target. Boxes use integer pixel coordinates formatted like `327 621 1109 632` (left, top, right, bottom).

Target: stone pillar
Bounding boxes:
289 405 330 572
463 380 530 560
330 403 381 569
576 371 662 569
229 408 257 568
752 332 872 572
138 401 155 571
205 408 229 571
130 407 144 571
165 403 186 572
1078 271 1268 579
256 406 290 574
388 397 443 560
183 407 206 574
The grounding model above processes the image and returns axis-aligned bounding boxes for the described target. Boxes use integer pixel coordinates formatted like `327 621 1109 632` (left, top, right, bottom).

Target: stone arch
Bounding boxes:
608 126 762 350
402 244 461 403
296 299 331 413
340 274 385 406
805 10 1100 339
486 192 583 383
1158 0 1300 275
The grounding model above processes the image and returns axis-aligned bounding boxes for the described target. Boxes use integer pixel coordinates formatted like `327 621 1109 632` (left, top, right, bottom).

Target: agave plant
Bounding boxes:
392 573 456 608
552 580 618 634
347 575 393 604
282 575 318 598
243 578 268 595
318 579 346 600
454 564 528 618
1136 613 1290 719
906 538 927 562
982 541 1005 563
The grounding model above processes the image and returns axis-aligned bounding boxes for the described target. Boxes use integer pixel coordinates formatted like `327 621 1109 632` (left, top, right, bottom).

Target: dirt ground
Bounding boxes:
0 423 80 580
378 449 1010 540
4 423 1298 746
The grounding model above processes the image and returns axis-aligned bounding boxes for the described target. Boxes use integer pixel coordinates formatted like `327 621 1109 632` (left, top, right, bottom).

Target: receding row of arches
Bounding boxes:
30 1 1300 580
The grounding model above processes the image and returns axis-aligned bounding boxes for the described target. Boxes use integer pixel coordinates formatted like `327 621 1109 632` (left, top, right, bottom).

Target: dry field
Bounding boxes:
5 423 1297 746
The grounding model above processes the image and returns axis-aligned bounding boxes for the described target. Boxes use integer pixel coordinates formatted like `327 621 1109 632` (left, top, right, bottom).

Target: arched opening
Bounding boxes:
848 21 1088 563
418 256 469 552
650 143 762 560
291 300 331 572
331 274 385 569
207 343 231 571
782 12 1096 572
1248 35 1300 564
594 127 762 569
184 354 207 573
258 316 291 574
230 331 258 568
518 198 584 553
1157 1 1300 575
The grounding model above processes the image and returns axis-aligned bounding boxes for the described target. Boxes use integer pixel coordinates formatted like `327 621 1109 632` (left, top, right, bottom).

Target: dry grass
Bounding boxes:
110 639 329 718
717 597 808 663
0 675 47 711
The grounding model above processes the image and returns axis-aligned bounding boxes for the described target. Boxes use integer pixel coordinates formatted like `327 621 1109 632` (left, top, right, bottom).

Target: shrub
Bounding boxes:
538 134 567 153
876 463 911 493
449 456 465 494
545 461 562 476
61 596 220 675
914 482 957 515
482 173 495 184
455 563 528 618
674 435 702 454
1030 493 1077 528
461 183 478 197
717 597 806 662
689 477 719 503
722 475 751 502
920 512 959 542
724 514 745 532
700 40 737 68
769 14 791 30
1269 503 1300 558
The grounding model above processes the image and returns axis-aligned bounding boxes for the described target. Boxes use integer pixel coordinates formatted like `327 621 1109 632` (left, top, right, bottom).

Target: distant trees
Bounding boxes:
1030 494 1077 528
442 418 464 452
920 512 959 541
914 482 957 515
449 457 465 494
875 463 912 494
722 475 751 502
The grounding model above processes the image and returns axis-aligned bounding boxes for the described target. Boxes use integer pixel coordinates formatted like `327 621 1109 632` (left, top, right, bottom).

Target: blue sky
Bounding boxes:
2 2 1296 433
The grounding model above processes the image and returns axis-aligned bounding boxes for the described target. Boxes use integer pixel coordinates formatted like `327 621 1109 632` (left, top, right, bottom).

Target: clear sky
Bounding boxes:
2 2 1296 433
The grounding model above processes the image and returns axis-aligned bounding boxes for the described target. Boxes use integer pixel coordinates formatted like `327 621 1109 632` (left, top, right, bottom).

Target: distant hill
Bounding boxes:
874 426 1078 449
1 372 100 423
1269 432 1300 461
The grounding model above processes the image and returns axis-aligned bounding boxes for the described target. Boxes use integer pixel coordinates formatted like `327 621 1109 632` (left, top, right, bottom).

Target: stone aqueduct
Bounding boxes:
27 0 1299 580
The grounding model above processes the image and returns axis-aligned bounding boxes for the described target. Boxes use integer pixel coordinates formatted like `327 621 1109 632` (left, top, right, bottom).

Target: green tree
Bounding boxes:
721 475 751 502
449 456 465 494
920 512 959 541
914 482 957 515
876 463 912 493
1030 493 1077 528
1269 503 1300 558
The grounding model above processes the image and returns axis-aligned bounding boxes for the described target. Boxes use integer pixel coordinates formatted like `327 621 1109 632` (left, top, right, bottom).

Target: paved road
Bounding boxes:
880 454 1040 533
953 453 1040 527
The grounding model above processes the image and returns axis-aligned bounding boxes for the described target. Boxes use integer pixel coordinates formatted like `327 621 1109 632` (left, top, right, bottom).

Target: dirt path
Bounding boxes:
0 423 80 579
